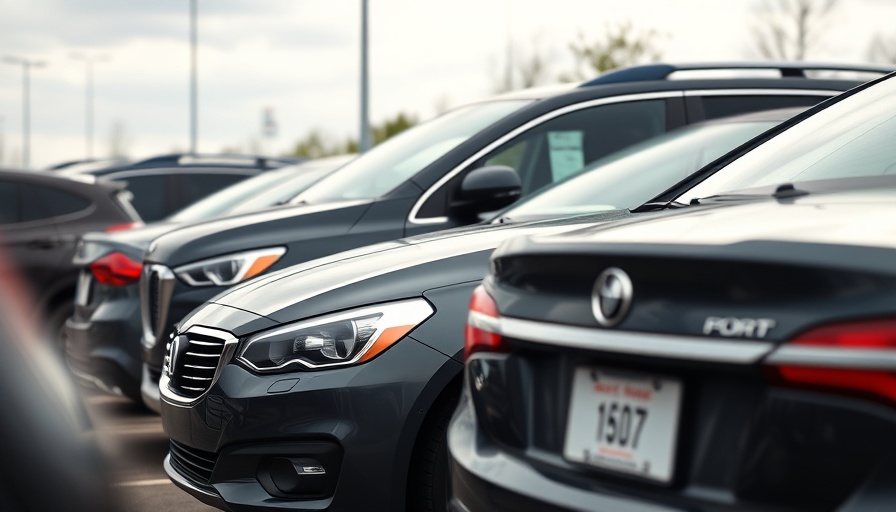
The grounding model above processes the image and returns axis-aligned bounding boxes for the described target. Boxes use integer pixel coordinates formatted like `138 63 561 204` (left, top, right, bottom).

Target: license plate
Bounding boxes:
563 367 682 482
75 271 92 306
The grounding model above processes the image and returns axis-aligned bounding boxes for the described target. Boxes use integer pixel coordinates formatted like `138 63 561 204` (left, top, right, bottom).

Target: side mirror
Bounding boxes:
450 165 521 219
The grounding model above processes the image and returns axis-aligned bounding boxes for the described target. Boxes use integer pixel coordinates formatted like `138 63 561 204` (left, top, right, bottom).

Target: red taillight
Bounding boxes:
768 319 896 404
464 285 506 360
104 222 139 233
89 251 143 286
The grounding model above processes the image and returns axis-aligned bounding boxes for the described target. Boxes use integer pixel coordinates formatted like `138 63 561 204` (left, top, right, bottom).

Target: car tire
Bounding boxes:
408 388 459 512
47 301 75 355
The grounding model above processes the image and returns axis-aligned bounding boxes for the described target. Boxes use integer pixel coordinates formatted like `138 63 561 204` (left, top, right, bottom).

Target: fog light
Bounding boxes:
269 457 328 497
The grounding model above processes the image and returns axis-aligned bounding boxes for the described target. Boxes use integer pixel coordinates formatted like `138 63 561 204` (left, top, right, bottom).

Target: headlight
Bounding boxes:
174 247 286 287
237 298 434 372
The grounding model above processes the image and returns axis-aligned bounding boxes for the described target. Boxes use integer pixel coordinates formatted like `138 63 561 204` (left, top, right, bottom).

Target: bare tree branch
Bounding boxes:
752 0 838 60
559 22 664 82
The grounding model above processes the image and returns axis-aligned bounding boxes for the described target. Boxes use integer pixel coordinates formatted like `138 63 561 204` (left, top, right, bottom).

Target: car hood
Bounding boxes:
186 210 633 328
74 221 182 265
143 199 373 267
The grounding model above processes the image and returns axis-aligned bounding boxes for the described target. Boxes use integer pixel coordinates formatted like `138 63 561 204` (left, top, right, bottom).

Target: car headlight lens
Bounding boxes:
237 298 434 371
174 247 286 286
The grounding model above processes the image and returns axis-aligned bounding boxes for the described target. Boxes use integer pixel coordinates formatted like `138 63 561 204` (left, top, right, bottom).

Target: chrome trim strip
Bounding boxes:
160 326 238 407
140 264 176 349
478 314 774 363
682 88 839 97
163 454 219 498
408 91 685 225
765 346 896 369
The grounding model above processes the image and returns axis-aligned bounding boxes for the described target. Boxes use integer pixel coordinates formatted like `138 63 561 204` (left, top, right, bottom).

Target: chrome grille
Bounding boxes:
165 330 227 398
140 264 175 349
169 439 217 485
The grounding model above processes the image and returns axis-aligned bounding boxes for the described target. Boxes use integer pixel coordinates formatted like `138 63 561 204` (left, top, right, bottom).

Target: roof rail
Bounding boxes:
579 62 896 87
130 153 302 169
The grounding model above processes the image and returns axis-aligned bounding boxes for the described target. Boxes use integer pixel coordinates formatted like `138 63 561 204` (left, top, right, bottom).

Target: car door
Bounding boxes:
404 94 685 236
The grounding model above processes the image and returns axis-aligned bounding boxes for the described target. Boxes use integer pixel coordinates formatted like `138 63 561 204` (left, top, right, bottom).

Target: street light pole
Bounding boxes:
3 56 45 169
359 0 370 153
190 0 198 154
71 53 109 160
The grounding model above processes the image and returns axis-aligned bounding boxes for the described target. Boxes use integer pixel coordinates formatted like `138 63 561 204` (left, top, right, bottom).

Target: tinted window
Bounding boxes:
0 182 19 224
33 185 91 217
180 173 248 204
123 175 168 222
680 78 896 203
701 95 822 120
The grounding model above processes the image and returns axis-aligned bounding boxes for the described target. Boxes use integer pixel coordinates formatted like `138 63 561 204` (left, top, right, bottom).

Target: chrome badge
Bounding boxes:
591 267 633 327
167 334 186 377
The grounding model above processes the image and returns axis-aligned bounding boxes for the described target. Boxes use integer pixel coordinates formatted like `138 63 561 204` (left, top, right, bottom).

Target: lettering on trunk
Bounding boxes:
703 317 776 339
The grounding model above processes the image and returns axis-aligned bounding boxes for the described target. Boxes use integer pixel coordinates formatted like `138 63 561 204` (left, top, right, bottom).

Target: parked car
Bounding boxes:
57 152 299 176
450 70 896 511
141 61 879 413
155 107 839 511
0 168 141 345
65 155 353 401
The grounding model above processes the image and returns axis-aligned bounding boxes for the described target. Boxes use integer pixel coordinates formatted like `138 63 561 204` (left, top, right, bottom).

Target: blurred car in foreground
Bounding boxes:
141 61 871 412
0 168 141 345
65 155 352 402
0 256 115 512
450 70 896 512
155 107 820 512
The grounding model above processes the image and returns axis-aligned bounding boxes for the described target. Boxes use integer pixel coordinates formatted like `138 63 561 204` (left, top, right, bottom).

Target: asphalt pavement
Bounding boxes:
85 393 218 512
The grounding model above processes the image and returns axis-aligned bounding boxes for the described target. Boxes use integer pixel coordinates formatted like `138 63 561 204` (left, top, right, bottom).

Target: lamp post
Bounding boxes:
190 0 198 154
70 53 109 160
359 0 370 153
2 56 45 169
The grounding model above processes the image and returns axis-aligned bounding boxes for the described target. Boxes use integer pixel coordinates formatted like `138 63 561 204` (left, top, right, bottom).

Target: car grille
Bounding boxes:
165 330 228 398
169 439 217 485
148 271 160 335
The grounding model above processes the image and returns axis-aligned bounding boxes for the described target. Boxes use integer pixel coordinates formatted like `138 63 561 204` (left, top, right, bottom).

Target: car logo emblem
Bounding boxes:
592 267 633 327
168 334 186 377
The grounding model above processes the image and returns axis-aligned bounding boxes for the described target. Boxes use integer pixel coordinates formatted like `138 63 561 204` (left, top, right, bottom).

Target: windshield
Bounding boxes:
168 164 329 221
296 100 531 203
496 120 779 221
678 76 896 203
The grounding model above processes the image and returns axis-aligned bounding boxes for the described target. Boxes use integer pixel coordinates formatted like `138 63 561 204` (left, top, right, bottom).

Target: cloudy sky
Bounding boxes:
0 0 893 168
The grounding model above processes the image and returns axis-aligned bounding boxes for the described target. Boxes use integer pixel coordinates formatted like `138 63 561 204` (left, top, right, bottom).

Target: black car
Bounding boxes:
140 61 876 411
0 168 141 343
155 107 835 511
450 71 896 511
65 155 352 402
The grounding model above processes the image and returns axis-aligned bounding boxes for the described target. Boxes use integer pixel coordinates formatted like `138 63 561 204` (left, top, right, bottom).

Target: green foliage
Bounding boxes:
561 22 664 82
289 112 418 159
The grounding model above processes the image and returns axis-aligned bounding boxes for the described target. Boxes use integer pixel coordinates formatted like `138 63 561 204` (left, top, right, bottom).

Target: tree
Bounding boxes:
490 36 553 94
752 0 838 60
560 22 664 82
868 33 896 64
289 112 417 159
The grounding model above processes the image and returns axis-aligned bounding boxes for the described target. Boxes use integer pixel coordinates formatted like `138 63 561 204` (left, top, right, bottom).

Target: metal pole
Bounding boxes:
86 60 93 159
22 63 29 169
190 0 198 154
359 0 370 153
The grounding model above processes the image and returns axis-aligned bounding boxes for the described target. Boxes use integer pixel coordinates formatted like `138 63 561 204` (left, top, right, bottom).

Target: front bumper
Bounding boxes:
64 299 143 401
161 336 456 512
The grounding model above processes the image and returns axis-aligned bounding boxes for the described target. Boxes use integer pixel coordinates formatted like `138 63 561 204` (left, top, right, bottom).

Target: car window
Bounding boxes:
229 166 332 214
679 78 896 203
497 120 779 220
32 185 92 217
180 173 248 204
0 181 19 224
699 95 824 121
123 174 168 222
295 100 531 204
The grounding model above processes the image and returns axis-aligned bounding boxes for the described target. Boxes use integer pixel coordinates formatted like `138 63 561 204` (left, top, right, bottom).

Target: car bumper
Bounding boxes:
140 363 163 413
161 337 453 511
448 391 677 512
64 304 142 401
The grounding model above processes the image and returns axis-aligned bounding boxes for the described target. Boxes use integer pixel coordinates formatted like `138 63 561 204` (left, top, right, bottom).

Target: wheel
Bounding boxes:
46 300 75 355
408 388 459 512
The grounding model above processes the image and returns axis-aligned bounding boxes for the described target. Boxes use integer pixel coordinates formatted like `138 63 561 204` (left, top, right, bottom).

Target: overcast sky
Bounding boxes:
0 0 893 168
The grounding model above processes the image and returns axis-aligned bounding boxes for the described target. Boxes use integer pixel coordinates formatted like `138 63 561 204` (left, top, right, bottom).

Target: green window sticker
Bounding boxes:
548 131 585 182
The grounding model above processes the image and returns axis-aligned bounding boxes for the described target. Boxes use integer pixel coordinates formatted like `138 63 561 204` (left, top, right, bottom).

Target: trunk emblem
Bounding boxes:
592 267 633 327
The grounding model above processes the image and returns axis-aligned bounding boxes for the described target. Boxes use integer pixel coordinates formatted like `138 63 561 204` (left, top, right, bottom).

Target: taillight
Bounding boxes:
104 222 139 233
767 319 896 404
464 285 506 359
89 252 143 286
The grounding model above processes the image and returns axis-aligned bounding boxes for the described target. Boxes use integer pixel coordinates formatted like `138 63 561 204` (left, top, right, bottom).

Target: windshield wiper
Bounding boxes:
632 200 688 213
690 183 809 206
